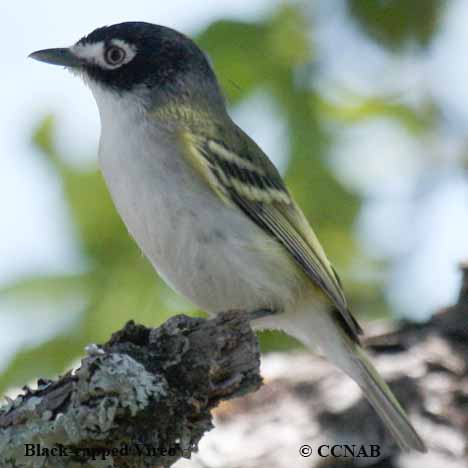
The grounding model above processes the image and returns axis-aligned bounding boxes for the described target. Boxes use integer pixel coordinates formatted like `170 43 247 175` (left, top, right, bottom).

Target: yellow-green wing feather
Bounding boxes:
181 123 362 341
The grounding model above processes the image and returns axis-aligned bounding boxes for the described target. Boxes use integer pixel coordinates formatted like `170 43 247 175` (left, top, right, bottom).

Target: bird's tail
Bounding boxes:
276 299 426 453
341 339 426 452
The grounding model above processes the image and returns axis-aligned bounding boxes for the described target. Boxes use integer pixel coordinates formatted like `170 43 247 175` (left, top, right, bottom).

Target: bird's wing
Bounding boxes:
181 124 362 342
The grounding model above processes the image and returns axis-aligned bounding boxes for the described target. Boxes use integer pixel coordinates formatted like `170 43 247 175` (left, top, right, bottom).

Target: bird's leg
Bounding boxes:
247 308 278 321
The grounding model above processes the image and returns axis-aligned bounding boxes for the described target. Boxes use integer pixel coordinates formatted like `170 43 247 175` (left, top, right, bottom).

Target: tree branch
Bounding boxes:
0 311 262 468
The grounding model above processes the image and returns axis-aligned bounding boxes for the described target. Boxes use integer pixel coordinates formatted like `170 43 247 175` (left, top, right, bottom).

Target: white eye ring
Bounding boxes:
104 46 126 66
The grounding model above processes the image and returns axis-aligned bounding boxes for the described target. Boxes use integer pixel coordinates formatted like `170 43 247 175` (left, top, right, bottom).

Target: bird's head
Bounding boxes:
29 22 225 116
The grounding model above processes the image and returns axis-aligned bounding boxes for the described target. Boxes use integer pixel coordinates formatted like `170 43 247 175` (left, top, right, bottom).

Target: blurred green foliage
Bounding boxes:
0 1 446 392
347 0 444 49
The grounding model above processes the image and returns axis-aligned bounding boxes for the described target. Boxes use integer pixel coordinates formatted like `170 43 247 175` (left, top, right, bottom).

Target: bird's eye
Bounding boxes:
105 46 126 66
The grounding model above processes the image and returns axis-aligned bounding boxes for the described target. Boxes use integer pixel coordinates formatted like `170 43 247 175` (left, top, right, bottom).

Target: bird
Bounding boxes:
29 21 425 452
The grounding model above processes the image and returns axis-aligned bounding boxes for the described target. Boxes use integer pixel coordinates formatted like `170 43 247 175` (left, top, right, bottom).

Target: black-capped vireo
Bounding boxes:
30 22 425 452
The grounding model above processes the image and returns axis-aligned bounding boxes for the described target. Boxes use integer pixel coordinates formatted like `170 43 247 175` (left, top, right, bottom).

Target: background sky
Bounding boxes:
1 0 468 371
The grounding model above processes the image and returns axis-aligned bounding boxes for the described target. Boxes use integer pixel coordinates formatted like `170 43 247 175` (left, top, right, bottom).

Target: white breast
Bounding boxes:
92 85 303 315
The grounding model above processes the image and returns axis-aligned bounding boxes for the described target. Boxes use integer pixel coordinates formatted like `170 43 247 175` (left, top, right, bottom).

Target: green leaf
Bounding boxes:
32 115 67 172
197 20 273 103
0 332 88 394
196 5 311 104
32 115 55 159
320 95 435 135
279 87 360 265
347 0 446 50
258 330 302 353
61 168 134 263
0 274 89 305
81 258 173 344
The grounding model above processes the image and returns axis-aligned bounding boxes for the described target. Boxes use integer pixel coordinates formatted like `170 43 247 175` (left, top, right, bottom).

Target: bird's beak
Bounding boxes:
28 48 84 67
